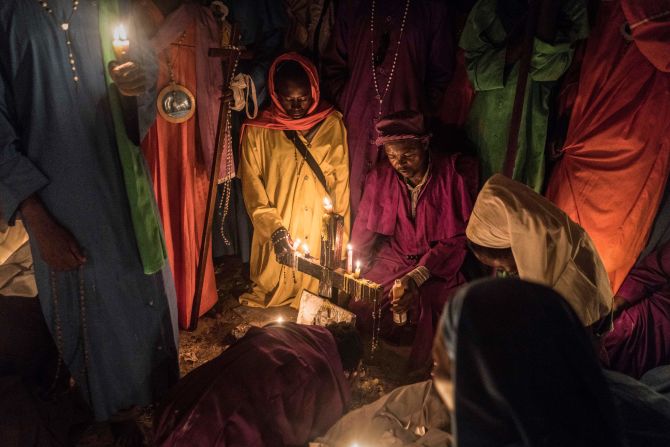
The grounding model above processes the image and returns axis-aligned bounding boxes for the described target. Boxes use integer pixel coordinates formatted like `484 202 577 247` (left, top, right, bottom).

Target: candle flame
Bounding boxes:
323 196 333 211
356 260 361 269
292 238 301 250
302 243 310 255
347 244 353 251
276 316 284 323
113 24 128 41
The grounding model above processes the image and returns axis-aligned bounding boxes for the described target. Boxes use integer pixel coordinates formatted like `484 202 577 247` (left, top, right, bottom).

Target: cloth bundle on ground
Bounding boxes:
466 174 612 326
153 323 350 446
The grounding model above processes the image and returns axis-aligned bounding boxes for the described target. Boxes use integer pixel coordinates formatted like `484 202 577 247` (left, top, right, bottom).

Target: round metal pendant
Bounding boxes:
157 84 196 124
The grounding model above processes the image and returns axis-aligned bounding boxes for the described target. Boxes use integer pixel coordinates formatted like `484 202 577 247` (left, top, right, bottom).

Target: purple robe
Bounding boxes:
601 240 670 379
153 323 350 446
322 0 454 215
350 152 477 368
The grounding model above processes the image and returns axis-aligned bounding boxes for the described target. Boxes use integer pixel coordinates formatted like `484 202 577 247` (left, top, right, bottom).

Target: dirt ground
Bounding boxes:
76 256 416 446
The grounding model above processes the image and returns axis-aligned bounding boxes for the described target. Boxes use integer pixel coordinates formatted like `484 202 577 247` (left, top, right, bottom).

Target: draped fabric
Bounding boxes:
154 323 350 447
0 221 36 298
322 0 454 216
466 174 612 325
545 0 670 293
141 4 218 329
601 240 670 379
243 52 335 132
0 0 178 420
440 278 624 447
239 112 350 307
460 0 588 191
350 153 476 368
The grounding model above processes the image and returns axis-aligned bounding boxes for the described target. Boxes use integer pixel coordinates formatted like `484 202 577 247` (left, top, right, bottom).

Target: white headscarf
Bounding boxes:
466 174 612 325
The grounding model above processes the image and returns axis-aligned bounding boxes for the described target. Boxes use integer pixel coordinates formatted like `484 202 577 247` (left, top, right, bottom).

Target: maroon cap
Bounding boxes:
374 110 430 146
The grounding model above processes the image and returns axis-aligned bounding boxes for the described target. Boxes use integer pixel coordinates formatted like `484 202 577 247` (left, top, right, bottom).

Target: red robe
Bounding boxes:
545 0 670 292
141 5 220 328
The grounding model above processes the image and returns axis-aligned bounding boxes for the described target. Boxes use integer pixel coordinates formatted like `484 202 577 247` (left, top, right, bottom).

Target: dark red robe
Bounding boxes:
153 323 350 446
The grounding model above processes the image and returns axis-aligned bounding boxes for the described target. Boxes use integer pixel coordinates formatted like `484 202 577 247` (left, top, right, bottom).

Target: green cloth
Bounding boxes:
460 0 589 192
99 0 166 274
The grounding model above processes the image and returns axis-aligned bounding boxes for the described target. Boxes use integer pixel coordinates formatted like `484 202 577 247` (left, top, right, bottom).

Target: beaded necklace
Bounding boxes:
48 266 92 403
36 0 81 83
369 0 411 118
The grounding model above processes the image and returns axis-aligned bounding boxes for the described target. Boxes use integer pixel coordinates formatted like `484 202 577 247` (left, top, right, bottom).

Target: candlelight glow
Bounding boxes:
113 24 128 41
356 260 361 269
347 243 352 250
323 196 333 212
302 244 310 255
112 24 130 60
276 316 284 323
292 238 301 251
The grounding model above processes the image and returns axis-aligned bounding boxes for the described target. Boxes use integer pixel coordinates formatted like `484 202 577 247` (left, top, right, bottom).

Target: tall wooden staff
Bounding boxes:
188 24 242 331
502 1 539 178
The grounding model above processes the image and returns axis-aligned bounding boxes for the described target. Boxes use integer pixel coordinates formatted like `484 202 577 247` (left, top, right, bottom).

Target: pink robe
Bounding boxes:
322 0 454 216
350 152 477 368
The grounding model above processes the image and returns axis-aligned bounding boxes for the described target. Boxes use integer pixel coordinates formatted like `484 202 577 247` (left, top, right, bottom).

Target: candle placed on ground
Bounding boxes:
112 24 130 60
347 244 353 272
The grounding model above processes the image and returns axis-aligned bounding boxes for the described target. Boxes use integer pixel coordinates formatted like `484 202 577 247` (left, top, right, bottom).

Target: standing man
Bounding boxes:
350 111 477 370
0 0 178 442
322 0 454 217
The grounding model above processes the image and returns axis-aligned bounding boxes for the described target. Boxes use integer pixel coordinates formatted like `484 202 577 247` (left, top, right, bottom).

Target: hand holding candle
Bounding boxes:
112 24 130 61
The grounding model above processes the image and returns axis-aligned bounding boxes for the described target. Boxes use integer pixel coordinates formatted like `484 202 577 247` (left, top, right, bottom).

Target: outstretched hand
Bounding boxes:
108 60 147 96
20 196 86 271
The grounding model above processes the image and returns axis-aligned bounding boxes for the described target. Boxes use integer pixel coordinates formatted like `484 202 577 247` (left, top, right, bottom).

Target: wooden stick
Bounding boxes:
188 25 241 332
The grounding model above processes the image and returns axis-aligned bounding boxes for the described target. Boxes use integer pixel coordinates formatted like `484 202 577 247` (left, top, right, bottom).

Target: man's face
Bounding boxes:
276 79 313 120
472 250 519 276
383 139 428 183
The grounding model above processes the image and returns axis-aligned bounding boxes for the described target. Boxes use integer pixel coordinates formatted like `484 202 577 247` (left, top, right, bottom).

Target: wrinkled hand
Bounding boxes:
20 196 86 271
108 60 147 96
391 275 419 315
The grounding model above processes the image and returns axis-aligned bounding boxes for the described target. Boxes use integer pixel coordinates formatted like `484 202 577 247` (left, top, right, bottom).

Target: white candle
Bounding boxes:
347 244 353 272
292 238 301 251
112 24 130 60
323 196 333 213
302 243 310 257
354 260 361 278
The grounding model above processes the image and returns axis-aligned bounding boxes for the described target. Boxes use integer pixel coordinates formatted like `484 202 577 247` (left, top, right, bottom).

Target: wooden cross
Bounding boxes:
188 23 250 331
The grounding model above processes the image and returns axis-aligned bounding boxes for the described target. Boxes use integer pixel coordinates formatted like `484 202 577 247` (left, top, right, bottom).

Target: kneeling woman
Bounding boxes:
465 174 612 327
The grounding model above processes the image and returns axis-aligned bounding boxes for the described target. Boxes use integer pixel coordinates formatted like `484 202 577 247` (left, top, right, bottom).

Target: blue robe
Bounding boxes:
0 0 178 420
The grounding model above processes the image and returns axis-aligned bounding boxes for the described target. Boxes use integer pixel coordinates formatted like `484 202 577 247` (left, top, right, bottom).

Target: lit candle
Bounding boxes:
112 24 130 60
276 316 284 324
354 260 361 278
347 244 353 273
292 238 301 251
323 196 333 213
302 243 310 257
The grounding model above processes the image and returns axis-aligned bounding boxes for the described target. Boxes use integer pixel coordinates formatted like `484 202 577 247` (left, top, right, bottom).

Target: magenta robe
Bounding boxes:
350 152 477 368
601 241 670 379
322 0 454 215
153 324 350 446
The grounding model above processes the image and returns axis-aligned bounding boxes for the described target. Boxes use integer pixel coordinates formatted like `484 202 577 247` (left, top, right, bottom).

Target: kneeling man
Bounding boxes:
350 110 477 370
